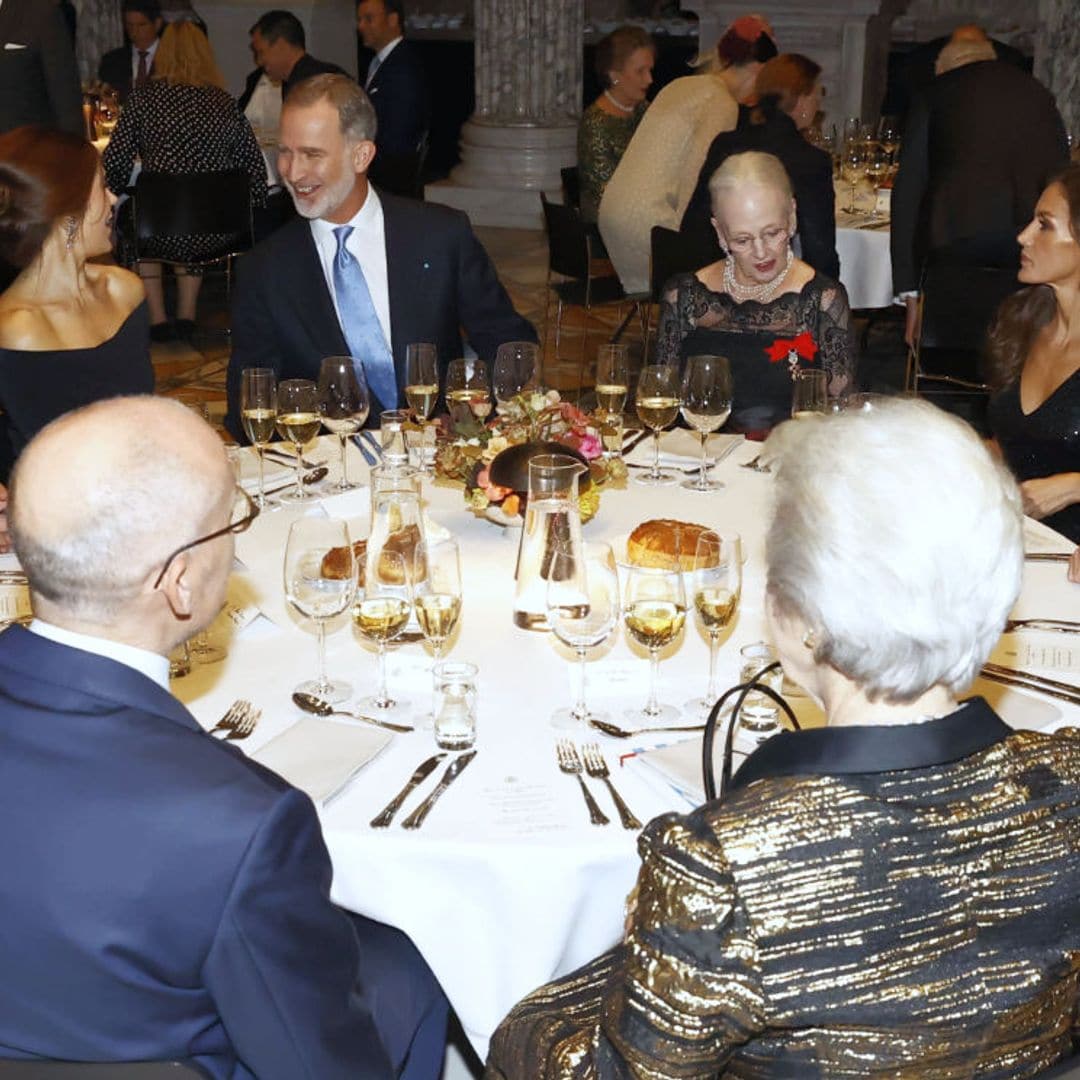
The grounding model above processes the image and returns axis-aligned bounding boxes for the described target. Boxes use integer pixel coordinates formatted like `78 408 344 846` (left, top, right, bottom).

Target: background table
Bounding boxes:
834 179 895 310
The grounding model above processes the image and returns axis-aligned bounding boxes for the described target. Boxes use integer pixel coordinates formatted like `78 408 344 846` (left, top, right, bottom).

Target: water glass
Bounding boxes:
738 642 782 739
379 409 409 466
791 368 827 418
433 661 478 750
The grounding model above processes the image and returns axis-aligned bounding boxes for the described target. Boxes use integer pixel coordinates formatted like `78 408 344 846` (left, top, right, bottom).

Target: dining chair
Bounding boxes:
0 1061 210 1078
559 165 581 210
369 130 430 198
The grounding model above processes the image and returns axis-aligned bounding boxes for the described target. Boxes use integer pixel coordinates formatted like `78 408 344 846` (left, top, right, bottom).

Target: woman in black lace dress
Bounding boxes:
656 150 854 433
103 21 266 341
986 164 1080 544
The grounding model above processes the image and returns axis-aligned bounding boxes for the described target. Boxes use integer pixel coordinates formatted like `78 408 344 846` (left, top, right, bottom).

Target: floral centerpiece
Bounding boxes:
435 389 626 522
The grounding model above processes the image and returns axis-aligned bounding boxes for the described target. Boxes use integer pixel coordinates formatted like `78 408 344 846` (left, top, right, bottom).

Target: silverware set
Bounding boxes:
1005 617 1080 634
353 430 384 467
208 699 261 741
556 740 640 829
980 663 1080 707
370 749 477 829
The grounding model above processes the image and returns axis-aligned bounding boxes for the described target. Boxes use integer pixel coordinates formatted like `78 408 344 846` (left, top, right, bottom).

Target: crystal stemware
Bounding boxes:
686 531 742 715
240 366 277 510
318 357 369 491
275 379 321 501
354 547 413 715
445 357 492 428
633 364 681 486
623 561 687 723
413 538 463 726
680 354 732 492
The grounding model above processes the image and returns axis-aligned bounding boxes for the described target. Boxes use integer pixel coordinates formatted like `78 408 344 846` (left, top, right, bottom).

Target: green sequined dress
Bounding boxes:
577 99 647 224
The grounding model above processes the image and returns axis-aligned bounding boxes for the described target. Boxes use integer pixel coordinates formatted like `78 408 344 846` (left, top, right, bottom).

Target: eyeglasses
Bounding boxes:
153 485 260 590
724 226 790 254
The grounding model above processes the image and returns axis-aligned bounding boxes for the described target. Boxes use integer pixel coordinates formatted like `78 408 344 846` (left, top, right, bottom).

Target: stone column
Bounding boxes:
1036 0 1080 144
426 0 583 228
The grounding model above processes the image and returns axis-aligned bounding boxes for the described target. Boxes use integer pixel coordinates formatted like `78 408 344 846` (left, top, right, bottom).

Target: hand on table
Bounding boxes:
1019 473 1080 520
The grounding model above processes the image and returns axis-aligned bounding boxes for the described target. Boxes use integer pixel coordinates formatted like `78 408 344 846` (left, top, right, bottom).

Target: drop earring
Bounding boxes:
64 216 78 250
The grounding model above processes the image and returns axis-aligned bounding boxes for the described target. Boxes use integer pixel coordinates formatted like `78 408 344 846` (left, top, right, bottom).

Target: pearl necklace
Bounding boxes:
723 245 794 303
603 89 635 114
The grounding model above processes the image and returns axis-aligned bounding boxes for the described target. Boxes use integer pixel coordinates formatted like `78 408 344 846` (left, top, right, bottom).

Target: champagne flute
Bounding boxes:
686 532 742 715
547 540 619 730
404 342 439 421
594 343 630 415
791 368 827 418
445 357 492 427
680 354 732 492
284 517 357 703
493 341 538 404
318 357 369 491
354 547 412 714
414 538 463 725
840 144 864 213
240 366 277 510
275 379 321 501
633 364 681 486
623 562 687 723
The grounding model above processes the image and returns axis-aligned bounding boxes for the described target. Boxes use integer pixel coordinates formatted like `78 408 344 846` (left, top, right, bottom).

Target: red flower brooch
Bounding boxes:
765 331 818 377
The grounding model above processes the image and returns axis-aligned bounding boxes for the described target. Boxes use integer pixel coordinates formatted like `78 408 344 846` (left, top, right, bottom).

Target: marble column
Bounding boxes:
1035 0 1080 144
426 0 583 228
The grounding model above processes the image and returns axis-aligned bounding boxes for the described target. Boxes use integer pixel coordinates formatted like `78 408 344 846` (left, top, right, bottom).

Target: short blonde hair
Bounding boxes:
152 21 224 89
935 38 996 75
708 151 793 217
764 398 1023 703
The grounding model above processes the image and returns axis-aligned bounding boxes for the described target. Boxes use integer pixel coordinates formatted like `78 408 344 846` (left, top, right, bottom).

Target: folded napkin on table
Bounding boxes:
625 431 742 469
1023 516 1074 555
837 211 889 230
252 717 392 805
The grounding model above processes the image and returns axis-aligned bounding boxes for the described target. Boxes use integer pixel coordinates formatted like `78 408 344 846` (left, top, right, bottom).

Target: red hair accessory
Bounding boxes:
730 14 774 43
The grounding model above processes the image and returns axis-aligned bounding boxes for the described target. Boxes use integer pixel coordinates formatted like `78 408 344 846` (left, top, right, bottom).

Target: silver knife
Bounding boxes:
1025 552 1071 563
401 750 477 829
361 429 384 459
980 664 1080 706
1005 618 1080 634
352 433 376 466
264 447 323 470
370 753 447 828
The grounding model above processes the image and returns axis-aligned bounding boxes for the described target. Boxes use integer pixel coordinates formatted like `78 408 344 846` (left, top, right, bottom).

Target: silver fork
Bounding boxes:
556 740 609 826
582 743 642 830
208 700 248 738
224 703 261 741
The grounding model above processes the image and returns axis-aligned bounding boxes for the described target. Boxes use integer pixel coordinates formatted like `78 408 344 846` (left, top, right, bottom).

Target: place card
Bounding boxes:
478 778 563 833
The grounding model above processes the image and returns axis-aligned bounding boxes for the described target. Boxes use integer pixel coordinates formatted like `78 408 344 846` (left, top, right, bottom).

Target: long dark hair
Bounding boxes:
0 126 99 270
986 163 1080 389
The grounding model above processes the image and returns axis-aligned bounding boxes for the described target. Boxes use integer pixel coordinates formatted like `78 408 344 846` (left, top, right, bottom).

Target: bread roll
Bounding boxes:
626 519 718 570
320 540 368 582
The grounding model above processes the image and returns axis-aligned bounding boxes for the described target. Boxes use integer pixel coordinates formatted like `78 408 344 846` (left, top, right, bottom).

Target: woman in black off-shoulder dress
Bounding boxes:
987 164 1080 544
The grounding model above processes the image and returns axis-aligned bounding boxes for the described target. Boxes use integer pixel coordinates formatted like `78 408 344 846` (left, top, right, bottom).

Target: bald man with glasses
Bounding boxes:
0 396 447 1078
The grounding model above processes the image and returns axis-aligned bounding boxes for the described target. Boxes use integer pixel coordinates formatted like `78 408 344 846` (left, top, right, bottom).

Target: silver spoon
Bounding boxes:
589 717 706 739
262 466 328 497
292 691 414 733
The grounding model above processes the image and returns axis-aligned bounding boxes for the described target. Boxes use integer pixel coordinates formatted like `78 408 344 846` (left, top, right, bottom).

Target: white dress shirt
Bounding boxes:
309 188 393 351
29 619 171 691
130 37 160 83
364 35 402 89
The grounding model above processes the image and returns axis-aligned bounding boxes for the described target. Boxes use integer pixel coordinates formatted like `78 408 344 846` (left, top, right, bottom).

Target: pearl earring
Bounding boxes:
802 628 816 649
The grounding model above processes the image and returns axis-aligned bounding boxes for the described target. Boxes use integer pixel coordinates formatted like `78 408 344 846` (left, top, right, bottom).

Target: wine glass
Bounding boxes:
878 116 901 162
686 532 742 715
445 357 492 427
863 146 889 217
842 116 861 147
493 341 538 404
594 343 630 416
284 517 357 703
633 364 681 486
791 368 827 418
318 357 369 491
275 379 321 501
680 354 732 492
546 540 619 730
404 342 439 422
354 547 413 714
413 538 463 725
840 144 865 214
623 562 687 724
240 366 277 510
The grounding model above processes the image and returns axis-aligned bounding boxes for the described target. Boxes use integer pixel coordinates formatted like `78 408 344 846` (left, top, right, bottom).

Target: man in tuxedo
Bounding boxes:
227 73 535 438
97 0 164 105
357 0 429 194
0 0 82 136
0 396 448 1078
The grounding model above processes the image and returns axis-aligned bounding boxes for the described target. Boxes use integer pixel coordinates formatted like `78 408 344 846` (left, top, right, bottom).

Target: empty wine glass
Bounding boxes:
275 379 320 501
547 540 619 730
633 364 681 486
284 517 357 703
445 357 492 427
414 538 463 726
354 547 412 715
623 561 687 724
680 354 732 492
318 357 369 491
686 532 742 715
240 366 277 510
493 341 538 403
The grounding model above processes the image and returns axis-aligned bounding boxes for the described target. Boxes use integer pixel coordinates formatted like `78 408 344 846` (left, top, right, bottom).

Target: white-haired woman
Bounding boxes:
489 398 1080 1077
656 149 854 432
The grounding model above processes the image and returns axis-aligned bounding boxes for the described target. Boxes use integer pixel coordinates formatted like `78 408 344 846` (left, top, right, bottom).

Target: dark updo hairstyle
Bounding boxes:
716 14 778 69
751 53 821 123
594 25 655 90
0 126 99 270
986 163 1080 389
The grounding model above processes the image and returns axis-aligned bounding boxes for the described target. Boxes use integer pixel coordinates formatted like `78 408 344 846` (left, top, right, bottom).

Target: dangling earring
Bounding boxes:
64 216 78 251
611 77 619 85
802 628 816 649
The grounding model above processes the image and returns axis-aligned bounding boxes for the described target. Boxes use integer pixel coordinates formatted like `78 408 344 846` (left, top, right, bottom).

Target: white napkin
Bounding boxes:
1023 516 1074 555
232 448 293 493
625 431 741 469
252 717 392 805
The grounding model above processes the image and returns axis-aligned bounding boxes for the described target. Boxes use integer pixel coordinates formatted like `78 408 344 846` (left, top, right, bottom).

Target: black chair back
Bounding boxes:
370 131 429 198
560 166 580 210
0 1062 209 1078
541 191 589 281
650 226 719 301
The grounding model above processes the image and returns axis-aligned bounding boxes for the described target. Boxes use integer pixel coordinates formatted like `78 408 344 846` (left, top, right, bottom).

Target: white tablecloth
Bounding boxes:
834 179 894 310
174 434 1080 1057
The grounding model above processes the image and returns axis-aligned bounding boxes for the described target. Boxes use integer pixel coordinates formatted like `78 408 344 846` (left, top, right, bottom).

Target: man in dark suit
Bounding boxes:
0 396 448 1078
0 0 82 136
227 73 535 439
357 0 429 195
97 0 164 105
890 45 1068 341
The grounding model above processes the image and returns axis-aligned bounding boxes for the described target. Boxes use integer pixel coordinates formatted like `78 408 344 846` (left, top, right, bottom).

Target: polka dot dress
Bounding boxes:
103 80 269 264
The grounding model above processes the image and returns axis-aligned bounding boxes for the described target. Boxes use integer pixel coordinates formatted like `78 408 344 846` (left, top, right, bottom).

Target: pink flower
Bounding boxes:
577 433 602 461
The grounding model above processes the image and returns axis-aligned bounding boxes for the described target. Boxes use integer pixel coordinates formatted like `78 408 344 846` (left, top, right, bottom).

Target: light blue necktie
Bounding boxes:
332 225 397 409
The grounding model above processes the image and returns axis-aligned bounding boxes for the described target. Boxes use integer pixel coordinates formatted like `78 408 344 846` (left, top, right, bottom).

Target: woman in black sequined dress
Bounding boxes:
987 164 1080 544
656 150 854 433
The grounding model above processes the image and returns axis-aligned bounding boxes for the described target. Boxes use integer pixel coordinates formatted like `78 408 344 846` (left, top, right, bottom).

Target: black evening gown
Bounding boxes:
988 368 1080 543
0 301 154 469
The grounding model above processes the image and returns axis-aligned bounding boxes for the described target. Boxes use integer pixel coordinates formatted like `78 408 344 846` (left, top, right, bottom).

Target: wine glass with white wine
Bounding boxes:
680 354 732 492
354 547 413 715
686 531 742 715
404 342 439 422
275 379 321 501
284 517 357 703
595 343 630 415
413 538 463 726
318 357 369 491
240 366 277 510
633 364 681 486
623 561 687 723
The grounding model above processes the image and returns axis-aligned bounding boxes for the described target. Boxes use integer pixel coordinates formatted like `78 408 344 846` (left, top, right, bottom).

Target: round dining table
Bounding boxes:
173 431 1080 1059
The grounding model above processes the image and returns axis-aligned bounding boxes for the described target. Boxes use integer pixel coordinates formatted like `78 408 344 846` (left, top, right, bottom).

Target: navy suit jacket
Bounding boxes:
226 189 536 438
365 40 429 156
0 626 394 1079
97 44 146 105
